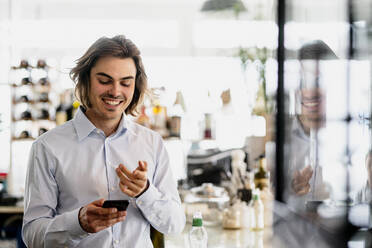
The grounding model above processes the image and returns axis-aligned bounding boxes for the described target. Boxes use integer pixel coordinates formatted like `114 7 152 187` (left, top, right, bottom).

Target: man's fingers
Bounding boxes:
89 213 127 232
294 183 306 193
119 182 138 197
302 166 313 179
91 198 105 207
88 205 117 216
138 161 148 172
119 178 141 193
98 214 126 228
117 164 135 180
293 170 300 180
133 169 147 180
116 165 135 182
296 184 311 196
116 166 146 187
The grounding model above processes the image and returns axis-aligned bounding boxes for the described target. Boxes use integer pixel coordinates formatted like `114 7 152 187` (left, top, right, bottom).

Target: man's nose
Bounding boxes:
108 82 121 97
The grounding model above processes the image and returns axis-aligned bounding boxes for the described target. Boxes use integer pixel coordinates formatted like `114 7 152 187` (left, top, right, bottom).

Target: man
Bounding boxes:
286 40 337 211
22 35 185 247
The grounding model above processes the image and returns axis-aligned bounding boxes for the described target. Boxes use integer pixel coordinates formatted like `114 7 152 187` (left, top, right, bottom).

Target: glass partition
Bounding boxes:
275 0 372 246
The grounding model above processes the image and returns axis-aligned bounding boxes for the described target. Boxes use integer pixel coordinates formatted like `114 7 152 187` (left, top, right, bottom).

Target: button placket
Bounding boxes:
105 138 115 196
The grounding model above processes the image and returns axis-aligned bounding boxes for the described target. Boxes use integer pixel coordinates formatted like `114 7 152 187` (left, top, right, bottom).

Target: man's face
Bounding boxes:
300 88 326 128
299 60 326 130
87 56 136 123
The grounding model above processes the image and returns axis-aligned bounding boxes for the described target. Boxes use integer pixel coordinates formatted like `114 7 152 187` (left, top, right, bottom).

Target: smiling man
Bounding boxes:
286 40 337 212
22 35 185 247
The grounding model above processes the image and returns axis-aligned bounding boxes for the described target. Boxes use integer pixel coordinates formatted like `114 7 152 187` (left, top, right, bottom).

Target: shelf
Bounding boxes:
12 99 51 105
0 206 24 214
11 83 51 90
11 137 35 141
12 117 54 122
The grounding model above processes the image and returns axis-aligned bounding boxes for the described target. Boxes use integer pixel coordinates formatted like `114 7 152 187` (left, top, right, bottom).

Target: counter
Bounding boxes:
165 223 272 248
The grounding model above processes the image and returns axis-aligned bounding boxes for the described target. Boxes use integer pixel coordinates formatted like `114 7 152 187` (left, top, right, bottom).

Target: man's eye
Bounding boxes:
99 80 110 84
121 81 132 87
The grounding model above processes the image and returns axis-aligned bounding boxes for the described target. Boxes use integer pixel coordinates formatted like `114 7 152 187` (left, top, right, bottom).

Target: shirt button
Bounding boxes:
111 186 116 191
138 200 143 205
114 240 119 244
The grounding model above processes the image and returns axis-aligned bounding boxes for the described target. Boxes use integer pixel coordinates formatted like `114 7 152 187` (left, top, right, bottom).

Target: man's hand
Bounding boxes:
78 199 126 233
116 161 149 198
292 166 313 196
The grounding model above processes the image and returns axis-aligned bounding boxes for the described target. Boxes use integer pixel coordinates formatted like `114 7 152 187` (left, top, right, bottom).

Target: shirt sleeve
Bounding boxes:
134 134 186 235
22 140 89 248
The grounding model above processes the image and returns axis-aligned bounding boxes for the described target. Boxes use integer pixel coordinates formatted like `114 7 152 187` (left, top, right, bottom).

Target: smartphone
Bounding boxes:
102 200 129 211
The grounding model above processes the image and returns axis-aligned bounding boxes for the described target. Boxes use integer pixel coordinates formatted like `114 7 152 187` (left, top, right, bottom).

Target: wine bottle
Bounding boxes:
254 155 270 191
202 91 216 139
37 59 47 69
168 91 185 138
20 110 32 120
56 93 68 125
19 60 29 69
150 226 164 248
38 108 50 120
21 77 33 86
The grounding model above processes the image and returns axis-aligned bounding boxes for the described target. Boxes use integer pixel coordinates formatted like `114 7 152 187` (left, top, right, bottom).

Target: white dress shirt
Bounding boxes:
22 107 185 248
285 117 330 211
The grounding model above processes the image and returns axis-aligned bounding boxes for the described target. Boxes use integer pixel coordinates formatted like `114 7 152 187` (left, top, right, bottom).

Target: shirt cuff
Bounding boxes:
135 182 161 208
64 208 90 238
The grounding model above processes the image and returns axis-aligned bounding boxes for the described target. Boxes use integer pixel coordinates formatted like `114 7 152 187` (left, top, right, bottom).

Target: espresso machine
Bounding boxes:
186 140 247 186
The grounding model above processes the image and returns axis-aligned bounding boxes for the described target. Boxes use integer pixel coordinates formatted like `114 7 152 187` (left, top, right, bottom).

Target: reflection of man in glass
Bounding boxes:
287 40 337 211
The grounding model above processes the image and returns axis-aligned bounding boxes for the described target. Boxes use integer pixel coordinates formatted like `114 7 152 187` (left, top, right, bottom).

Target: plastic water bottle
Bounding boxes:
189 212 208 248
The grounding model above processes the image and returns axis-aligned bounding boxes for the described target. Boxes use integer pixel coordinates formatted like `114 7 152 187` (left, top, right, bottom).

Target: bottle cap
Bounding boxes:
192 211 203 227
72 101 80 109
252 189 260 200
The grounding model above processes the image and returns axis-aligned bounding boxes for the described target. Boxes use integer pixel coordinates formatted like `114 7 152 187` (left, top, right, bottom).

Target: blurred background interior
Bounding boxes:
0 0 372 247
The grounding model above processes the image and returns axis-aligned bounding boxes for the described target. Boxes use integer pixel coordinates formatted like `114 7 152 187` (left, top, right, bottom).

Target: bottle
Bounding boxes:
152 104 168 137
189 212 208 248
0 173 7 194
136 105 151 128
55 93 68 125
37 59 47 69
249 190 264 231
238 171 255 204
38 77 50 86
202 91 216 140
231 149 247 193
38 108 50 120
168 91 186 138
71 100 80 118
20 110 32 120
150 226 164 248
223 202 242 229
254 155 270 191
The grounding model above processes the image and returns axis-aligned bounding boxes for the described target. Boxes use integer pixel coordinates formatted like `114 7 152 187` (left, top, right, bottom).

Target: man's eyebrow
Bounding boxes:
96 72 134 80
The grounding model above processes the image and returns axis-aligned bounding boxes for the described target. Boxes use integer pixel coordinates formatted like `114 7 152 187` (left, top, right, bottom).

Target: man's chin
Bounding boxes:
100 109 123 120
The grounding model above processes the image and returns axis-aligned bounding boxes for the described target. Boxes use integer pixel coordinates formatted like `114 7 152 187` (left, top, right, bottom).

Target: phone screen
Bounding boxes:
102 200 129 211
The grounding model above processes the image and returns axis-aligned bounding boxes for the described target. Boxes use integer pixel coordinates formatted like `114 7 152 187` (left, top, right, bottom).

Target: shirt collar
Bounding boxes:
115 112 137 138
73 107 137 141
